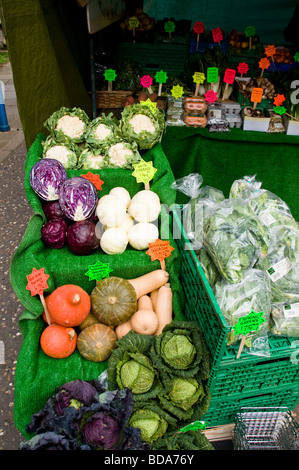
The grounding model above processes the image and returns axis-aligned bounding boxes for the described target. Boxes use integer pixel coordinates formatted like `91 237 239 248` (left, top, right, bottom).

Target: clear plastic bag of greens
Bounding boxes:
214 269 272 355
197 247 220 289
203 198 269 284
229 174 262 200
171 173 224 250
256 242 299 304
270 302 299 338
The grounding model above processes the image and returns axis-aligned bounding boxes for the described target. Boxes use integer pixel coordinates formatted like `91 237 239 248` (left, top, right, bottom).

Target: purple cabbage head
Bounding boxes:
55 379 99 416
30 158 67 201
66 220 100 255
81 412 120 449
41 218 68 249
43 200 67 221
58 176 98 221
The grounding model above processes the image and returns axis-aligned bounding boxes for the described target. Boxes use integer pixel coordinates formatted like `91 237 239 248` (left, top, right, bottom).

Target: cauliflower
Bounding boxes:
85 113 119 149
78 147 106 170
44 107 90 143
129 114 155 134
42 136 78 169
105 139 141 169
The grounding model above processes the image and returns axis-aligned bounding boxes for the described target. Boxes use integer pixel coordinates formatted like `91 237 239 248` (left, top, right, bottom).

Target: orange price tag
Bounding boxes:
26 268 50 297
250 87 263 104
273 94 286 107
146 239 174 270
259 57 271 70
80 172 104 190
264 45 277 57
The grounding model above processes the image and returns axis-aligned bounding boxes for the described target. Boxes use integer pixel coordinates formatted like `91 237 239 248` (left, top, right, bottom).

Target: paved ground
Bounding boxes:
0 61 31 450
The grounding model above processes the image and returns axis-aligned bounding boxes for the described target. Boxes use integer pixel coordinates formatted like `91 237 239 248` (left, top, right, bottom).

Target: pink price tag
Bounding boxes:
204 90 218 103
223 68 236 84
193 21 205 35
212 27 223 43
140 75 153 89
237 62 249 75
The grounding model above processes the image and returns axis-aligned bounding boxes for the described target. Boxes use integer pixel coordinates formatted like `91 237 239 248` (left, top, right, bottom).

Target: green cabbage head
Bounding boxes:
161 331 196 369
116 352 157 395
129 408 168 444
167 377 204 411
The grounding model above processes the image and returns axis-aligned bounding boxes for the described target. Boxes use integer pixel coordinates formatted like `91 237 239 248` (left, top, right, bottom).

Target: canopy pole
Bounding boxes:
89 34 97 120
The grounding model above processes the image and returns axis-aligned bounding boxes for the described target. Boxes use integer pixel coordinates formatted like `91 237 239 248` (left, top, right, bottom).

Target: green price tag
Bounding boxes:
207 67 219 84
103 68 117 82
171 85 184 99
85 261 113 282
192 72 205 84
233 310 266 337
294 52 299 63
245 25 256 37
154 69 168 84
178 421 207 433
164 20 175 34
273 106 287 115
128 16 139 30
132 159 157 185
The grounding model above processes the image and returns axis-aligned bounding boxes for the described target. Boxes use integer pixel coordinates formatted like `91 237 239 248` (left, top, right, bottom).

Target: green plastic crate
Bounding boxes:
172 208 299 401
203 386 299 427
117 42 189 77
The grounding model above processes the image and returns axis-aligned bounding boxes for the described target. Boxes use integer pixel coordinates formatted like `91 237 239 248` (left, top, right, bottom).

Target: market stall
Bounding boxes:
3 0 299 452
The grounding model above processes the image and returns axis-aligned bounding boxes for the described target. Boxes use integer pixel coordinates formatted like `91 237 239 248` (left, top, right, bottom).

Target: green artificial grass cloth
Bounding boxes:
161 127 299 221
11 134 186 438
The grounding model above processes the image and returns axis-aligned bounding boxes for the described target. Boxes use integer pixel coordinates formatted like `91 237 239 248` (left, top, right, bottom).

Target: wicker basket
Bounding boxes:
95 90 131 109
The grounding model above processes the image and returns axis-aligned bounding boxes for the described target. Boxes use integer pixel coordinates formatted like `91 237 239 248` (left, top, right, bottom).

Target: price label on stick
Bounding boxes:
264 44 277 59
294 52 299 63
171 85 184 99
212 27 223 43
178 421 206 434
140 75 153 93
251 87 263 104
193 21 205 35
164 20 175 41
245 25 256 49
140 98 157 113
207 67 218 84
193 72 205 96
223 68 236 85
85 260 113 282
132 159 157 189
273 94 285 107
258 57 270 79
154 70 168 96
104 68 117 92
146 239 175 270
204 90 218 103
234 310 266 359
26 267 51 324
237 62 249 76
129 16 139 32
80 172 104 190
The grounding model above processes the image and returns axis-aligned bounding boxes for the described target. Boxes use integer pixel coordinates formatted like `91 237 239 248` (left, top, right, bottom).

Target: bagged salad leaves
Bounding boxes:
44 107 90 144
214 269 272 352
119 103 165 150
270 302 299 337
203 198 269 284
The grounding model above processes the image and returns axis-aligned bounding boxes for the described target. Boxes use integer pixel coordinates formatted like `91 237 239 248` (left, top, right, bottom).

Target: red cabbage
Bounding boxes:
81 412 120 449
30 158 67 201
43 200 67 221
41 218 68 249
66 220 100 255
58 176 98 221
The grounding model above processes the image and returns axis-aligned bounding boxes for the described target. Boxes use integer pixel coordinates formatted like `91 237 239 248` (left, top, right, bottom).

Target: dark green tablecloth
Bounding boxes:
161 127 299 220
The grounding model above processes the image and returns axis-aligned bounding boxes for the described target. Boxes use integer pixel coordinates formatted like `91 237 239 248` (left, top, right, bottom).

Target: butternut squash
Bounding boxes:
155 283 173 335
150 289 159 312
115 319 133 339
128 269 169 299
137 295 153 311
130 309 159 335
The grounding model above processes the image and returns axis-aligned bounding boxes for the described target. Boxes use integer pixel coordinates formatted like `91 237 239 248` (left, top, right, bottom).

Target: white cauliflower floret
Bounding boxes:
108 143 133 167
45 145 72 166
56 115 85 139
129 114 155 134
94 123 112 141
84 154 105 169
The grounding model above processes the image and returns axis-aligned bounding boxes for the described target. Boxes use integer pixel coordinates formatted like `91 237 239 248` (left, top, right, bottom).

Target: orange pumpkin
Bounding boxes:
40 324 77 358
46 284 91 327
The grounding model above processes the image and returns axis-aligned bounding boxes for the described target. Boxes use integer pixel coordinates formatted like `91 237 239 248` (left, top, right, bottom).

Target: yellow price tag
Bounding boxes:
171 85 184 99
140 98 158 113
132 159 157 186
192 72 205 84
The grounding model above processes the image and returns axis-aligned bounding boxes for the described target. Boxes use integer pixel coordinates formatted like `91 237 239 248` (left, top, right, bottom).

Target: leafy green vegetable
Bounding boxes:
85 113 119 150
128 407 169 444
215 269 272 347
203 198 269 283
150 321 210 380
197 248 220 288
119 103 165 150
44 107 90 144
270 302 299 337
153 429 215 450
